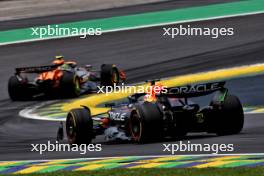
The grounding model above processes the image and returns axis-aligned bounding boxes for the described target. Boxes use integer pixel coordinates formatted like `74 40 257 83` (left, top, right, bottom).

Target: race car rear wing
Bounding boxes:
163 81 226 98
15 64 61 74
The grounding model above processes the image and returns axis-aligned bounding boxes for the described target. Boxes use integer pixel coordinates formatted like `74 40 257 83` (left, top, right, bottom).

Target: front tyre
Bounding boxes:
66 108 93 145
100 64 119 86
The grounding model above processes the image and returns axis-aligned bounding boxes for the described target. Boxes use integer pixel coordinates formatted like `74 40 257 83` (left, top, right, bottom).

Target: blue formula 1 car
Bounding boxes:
63 80 244 144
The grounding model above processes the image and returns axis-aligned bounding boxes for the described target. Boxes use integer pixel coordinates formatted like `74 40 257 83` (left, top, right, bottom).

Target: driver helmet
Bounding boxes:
53 55 65 65
85 64 93 71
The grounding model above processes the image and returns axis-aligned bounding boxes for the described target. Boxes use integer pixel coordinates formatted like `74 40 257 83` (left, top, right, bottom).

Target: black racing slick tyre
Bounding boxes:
66 108 93 145
8 76 28 101
212 94 244 136
60 71 81 97
130 102 163 143
100 64 119 86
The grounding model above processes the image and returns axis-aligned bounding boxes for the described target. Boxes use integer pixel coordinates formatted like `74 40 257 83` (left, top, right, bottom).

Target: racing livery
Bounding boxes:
64 80 244 144
8 56 126 100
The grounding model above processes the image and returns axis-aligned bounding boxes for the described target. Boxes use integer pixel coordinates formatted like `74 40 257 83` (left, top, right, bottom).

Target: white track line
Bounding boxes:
0 11 264 46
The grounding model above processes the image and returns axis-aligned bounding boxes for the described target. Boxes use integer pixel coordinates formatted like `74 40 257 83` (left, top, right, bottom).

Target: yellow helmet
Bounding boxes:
53 55 65 65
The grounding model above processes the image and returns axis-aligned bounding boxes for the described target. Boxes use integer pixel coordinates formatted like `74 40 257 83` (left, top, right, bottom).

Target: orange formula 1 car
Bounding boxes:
8 57 126 100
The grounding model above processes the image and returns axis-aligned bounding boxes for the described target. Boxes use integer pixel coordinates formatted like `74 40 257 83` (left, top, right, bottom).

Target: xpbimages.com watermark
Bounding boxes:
97 83 168 96
31 25 102 39
31 141 102 155
163 25 234 39
163 141 234 155
97 82 224 96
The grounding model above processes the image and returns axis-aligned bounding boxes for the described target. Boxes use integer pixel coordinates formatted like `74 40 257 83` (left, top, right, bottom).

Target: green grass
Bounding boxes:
2 168 264 176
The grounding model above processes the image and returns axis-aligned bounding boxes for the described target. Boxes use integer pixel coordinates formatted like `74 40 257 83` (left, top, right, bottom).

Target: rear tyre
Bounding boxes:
100 64 119 86
8 76 28 101
211 94 244 135
60 71 81 97
66 108 93 145
130 102 163 143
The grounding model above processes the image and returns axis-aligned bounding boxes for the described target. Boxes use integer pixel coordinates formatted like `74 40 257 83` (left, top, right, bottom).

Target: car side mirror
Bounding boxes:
105 103 116 108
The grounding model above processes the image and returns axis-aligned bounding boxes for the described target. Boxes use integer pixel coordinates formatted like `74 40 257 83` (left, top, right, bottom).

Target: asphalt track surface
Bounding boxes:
0 3 264 161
